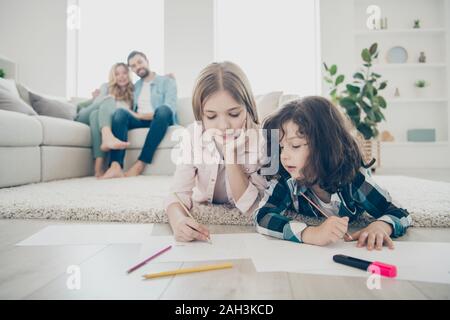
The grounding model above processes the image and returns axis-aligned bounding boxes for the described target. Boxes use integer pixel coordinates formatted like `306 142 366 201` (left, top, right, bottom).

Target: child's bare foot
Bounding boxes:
125 161 146 177
100 162 124 179
100 137 129 152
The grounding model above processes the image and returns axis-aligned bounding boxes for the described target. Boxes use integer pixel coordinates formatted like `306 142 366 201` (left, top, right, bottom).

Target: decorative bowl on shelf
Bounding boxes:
386 46 408 63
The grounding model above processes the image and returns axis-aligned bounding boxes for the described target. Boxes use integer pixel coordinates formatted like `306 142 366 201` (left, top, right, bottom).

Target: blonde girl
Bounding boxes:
165 61 268 242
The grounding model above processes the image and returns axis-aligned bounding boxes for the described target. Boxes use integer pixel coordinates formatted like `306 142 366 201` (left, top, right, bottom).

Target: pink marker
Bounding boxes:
127 245 172 274
333 254 397 278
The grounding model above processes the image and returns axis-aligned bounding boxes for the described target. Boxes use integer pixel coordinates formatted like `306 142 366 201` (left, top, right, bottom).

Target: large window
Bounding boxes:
69 0 164 97
214 0 320 96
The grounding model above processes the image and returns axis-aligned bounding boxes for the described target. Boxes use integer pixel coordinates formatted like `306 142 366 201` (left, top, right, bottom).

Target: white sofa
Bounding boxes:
0 86 298 188
0 110 93 187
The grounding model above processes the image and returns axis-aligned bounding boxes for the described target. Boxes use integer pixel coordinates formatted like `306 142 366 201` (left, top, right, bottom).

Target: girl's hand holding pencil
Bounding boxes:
167 193 211 243
301 216 350 246
172 215 211 243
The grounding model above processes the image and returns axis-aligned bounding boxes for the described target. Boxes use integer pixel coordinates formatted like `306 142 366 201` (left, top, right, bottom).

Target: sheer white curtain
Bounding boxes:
214 0 321 96
73 0 164 97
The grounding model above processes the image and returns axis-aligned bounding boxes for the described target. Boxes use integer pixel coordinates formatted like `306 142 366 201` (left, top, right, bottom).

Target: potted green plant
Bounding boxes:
0 69 5 78
323 42 388 167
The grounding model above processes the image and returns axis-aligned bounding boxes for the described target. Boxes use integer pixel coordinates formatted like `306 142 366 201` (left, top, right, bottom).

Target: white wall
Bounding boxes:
320 0 355 97
164 0 214 98
0 0 67 96
215 0 320 96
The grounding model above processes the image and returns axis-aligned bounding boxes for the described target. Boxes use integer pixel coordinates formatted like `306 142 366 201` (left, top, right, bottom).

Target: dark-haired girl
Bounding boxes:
254 96 411 250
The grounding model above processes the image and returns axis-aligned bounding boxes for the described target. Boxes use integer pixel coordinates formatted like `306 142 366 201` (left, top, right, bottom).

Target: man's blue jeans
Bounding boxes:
110 106 174 167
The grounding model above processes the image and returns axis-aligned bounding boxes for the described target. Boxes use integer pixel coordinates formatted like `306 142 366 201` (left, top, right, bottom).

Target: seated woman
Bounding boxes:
75 63 134 177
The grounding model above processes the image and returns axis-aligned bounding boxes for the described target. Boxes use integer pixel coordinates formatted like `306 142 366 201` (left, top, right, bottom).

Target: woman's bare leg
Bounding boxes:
94 158 105 178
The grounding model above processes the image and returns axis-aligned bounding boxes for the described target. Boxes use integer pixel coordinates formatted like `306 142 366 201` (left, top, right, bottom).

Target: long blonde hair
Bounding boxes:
108 63 134 106
192 61 259 128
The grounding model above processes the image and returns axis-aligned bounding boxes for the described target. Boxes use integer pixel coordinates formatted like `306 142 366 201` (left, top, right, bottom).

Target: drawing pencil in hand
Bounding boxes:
173 192 212 244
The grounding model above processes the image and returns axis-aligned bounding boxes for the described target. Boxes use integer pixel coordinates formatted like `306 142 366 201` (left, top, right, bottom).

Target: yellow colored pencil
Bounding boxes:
142 262 233 279
173 192 212 244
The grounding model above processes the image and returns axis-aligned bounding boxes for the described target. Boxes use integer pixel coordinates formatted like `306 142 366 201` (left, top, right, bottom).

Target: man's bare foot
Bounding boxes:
100 162 124 179
94 158 105 178
125 161 146 177
100 137 129 152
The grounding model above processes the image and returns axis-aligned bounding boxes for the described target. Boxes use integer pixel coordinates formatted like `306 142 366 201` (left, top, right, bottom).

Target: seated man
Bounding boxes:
102 51 177 178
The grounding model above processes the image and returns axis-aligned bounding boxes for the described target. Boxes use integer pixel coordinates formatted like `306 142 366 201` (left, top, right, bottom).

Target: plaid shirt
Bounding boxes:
254 168 412 243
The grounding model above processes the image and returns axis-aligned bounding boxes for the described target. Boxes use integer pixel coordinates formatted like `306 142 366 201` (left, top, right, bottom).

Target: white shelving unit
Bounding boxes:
352 0 450 167
372 63 446 69
354 28 446 36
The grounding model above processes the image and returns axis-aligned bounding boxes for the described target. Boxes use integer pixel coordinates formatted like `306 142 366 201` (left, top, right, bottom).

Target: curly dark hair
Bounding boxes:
263 96 363 194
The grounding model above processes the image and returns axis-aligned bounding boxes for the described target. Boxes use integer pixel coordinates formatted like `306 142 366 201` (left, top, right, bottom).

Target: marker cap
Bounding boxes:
369 261 397 278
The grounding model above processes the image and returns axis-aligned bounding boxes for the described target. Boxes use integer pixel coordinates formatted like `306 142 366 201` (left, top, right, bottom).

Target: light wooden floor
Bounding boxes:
1 168 449 300
0 219 449 300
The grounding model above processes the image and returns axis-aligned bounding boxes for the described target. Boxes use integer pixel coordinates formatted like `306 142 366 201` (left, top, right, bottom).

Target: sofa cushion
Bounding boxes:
15 82 32 106
177 97 195 127
35 115 91 147
278 94 300 107
255 91 283 123
29 92 77 120
0 78 20 98
0 146 41 188
41 146 93 182
0 110 42 146
0 88 38 115
127 125 183 149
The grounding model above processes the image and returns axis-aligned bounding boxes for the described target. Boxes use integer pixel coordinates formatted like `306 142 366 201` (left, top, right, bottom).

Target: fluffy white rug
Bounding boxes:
0 175 449 227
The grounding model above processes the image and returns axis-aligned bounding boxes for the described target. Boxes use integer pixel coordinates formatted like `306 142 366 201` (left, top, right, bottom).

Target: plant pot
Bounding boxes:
357 135 381 170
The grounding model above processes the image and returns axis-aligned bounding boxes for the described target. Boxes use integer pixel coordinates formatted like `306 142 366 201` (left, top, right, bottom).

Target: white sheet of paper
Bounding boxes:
16 224 155 246
247 238 450 284
26 244 177 299
137 233 268 263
